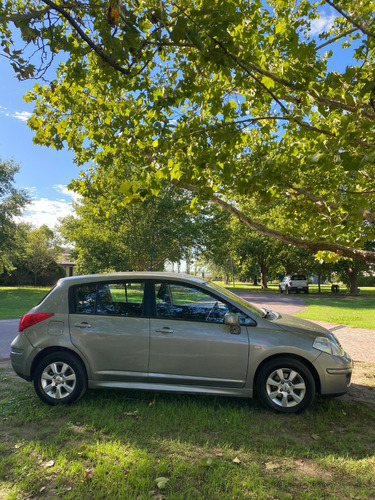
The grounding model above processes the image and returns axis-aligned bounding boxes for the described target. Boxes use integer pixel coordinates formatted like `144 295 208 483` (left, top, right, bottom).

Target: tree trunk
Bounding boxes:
344 266 359 295
252 276 258 285
260 265 268 289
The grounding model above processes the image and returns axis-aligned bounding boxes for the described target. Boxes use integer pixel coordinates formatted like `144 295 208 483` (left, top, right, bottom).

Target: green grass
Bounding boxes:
295 297 375 329
0 363 375 499
0 287 51 319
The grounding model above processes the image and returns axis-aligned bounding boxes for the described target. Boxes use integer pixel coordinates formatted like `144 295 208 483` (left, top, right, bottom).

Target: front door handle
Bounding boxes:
155 327 174 334
74 322 92 329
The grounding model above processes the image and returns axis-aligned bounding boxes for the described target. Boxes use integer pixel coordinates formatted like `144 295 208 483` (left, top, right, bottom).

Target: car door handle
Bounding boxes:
155 327 174 334
74 322 92 329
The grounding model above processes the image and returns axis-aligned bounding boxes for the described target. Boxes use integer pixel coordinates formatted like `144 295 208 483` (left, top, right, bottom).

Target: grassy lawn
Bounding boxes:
295 297 375 330
0 288 50 319
1 362 375 500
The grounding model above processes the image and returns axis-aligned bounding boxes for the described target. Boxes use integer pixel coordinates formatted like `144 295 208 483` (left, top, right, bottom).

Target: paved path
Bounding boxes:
231 289 306 316
0 319 18 360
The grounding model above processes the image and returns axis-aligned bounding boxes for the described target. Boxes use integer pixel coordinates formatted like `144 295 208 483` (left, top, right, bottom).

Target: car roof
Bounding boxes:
57 272 208 287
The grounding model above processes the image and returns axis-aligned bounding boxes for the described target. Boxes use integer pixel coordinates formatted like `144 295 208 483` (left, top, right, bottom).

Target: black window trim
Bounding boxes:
69 279 150 317
149 279 256 326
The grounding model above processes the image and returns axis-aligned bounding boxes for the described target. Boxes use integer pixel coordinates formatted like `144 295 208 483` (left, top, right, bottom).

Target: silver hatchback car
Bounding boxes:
11 273 353 413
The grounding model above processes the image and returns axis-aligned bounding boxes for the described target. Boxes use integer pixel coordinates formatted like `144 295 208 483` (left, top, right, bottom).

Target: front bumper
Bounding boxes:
313 352 353 395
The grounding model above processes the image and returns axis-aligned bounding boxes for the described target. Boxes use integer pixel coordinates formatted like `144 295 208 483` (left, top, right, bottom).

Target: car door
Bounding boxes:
148 281 250 388
69 280 149 382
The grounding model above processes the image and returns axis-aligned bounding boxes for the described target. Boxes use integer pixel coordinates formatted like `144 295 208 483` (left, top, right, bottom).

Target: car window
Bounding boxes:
155 282 252 325
291 275 306 280
72 281 145 317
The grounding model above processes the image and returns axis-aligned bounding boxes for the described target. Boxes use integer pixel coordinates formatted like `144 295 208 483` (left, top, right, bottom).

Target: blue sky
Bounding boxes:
0 7 344 229
0 58 79 228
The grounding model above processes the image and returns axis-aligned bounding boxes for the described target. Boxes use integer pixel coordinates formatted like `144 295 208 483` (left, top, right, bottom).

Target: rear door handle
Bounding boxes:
155 327 174 334
74 322 92 329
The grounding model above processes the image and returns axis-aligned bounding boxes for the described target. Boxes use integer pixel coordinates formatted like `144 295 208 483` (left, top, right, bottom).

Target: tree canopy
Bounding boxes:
2 0 375 262
0 158 29 273
58 185 207 272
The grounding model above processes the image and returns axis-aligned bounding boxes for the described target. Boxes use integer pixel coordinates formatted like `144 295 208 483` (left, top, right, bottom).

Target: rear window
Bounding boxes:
291 275 306 280
71 281 145 317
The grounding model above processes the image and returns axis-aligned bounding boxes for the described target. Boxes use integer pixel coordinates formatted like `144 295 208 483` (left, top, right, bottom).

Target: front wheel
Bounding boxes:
256 357 316 413
33 352 87 405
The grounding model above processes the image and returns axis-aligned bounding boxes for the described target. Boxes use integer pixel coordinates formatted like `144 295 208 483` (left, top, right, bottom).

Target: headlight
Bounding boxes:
313 336 345 357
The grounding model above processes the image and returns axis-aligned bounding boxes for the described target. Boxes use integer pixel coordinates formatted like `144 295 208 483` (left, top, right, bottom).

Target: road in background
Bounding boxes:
0 319 18 360
230 289 307 315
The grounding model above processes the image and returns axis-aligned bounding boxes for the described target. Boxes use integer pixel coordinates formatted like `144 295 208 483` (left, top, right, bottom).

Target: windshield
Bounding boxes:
206 281 264 317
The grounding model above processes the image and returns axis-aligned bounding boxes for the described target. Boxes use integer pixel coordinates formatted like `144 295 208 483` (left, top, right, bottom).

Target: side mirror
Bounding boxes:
224 312 239 326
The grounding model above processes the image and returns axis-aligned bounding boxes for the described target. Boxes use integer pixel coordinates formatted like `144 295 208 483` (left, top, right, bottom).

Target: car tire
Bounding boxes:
256 357 316 413
279 286 283 294
33 352 87 405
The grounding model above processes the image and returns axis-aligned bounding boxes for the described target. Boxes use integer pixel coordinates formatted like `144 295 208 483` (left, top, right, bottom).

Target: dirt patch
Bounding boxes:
340 362 375 406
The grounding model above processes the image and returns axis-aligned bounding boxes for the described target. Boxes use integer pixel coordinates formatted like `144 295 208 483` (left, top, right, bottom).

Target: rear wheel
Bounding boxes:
33 352 87 405
256 357 315 413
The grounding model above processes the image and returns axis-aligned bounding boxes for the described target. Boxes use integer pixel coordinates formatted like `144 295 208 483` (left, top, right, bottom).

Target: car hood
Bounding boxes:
270 313 332 338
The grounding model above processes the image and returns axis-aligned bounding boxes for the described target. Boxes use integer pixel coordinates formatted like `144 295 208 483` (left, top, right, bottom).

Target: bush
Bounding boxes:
358 274 375 287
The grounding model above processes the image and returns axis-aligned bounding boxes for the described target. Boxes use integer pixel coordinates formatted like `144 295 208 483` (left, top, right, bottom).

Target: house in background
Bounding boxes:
59 253 76 277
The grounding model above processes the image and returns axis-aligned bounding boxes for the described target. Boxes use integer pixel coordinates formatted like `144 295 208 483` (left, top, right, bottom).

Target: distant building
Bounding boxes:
59 253 76 277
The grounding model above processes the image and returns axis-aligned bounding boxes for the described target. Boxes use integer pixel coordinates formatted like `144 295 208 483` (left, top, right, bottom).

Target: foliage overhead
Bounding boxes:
1 0 375 262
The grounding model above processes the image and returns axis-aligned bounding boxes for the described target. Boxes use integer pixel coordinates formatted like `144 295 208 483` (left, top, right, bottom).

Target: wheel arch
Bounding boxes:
253 353 321 396
30 347 88 382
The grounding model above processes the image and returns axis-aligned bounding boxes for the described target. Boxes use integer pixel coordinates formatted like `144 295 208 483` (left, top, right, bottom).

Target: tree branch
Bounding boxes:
174 181 375 263
315 28 358 50
324 0 375 38
41 0 130 75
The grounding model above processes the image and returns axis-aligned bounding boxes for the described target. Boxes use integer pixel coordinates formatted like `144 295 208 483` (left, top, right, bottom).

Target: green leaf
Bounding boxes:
155 477 169 489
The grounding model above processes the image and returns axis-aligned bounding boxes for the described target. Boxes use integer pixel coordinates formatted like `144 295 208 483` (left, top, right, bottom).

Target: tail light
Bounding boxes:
19 313 54 332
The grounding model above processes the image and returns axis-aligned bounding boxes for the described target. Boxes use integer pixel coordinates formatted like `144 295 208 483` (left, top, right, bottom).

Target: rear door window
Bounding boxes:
71 281 145 317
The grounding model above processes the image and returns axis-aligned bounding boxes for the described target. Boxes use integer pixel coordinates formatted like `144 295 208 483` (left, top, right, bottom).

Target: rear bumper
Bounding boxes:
10 334 38 382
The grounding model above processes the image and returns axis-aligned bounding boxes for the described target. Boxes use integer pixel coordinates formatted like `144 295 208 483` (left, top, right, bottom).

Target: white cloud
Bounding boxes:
54 184 81 203
21 198 75 228
308 13 336 36
19 185 80 229
0 105 32 122
11 111 32 122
